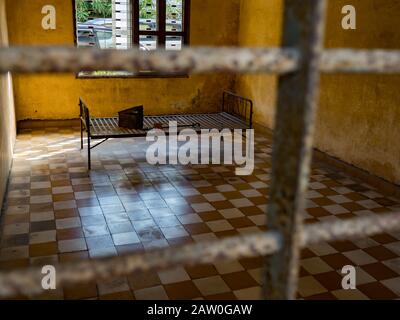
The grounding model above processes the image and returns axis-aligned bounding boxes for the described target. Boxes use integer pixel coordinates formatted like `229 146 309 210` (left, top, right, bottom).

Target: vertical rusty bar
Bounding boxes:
158 0 166 49
133 0 140 46
183 0 191 45
263 0 327 300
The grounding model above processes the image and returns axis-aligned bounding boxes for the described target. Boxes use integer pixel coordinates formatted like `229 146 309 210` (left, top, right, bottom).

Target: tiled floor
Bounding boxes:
0 127 400 300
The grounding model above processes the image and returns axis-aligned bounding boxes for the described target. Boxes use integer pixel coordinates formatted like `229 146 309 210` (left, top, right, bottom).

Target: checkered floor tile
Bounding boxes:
0 127 399 300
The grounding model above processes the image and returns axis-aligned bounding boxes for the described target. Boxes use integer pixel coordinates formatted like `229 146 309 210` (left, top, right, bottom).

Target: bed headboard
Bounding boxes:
79 98 91 133
222 91 254 129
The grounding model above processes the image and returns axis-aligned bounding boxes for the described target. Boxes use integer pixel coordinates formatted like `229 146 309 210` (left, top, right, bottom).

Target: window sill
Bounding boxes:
76 72 189 79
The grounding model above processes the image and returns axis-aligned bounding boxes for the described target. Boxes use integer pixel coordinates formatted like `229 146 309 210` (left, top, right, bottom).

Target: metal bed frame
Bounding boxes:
1 0 400 300
79 90 253 170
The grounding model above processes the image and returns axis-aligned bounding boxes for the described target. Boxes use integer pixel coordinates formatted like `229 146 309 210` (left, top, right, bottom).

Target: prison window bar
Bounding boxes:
0 47 299 74
263 0 328 300
1 0 400 300
1 46 400 74
0 212 399 298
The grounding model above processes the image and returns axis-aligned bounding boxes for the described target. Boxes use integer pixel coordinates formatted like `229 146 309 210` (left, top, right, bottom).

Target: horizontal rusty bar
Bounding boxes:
0 46 300 75
302 211 400 245
0 211 399 298
1 47 400 75
0 231 282 297
321 49 400 73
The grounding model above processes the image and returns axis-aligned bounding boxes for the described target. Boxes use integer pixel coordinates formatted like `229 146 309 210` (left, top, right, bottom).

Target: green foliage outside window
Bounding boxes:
76 0 90 22
139 0 156 19
166 0 183 20
139 0 183 20
76 0 112 23
92 0 112 17
76 0 183 23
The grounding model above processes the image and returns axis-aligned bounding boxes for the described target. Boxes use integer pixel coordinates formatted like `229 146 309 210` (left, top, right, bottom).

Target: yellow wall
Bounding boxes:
0 0 16 208
6 0 240 119
235 0 283 129
6 0 400 184
318 0 400 184
236 0 400 184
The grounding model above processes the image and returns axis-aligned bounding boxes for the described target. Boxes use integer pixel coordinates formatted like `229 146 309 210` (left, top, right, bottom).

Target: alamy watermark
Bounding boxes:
341 265 357 290
145 122 255 176
41 265 56 290
342 5 357 30
41 5 56 30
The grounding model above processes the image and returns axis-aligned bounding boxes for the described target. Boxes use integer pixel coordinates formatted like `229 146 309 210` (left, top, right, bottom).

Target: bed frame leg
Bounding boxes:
87 134 91 171
80 121 83 150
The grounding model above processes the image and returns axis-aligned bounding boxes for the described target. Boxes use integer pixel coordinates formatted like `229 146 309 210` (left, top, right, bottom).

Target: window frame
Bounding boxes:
133 0 191 50
73 0 191 79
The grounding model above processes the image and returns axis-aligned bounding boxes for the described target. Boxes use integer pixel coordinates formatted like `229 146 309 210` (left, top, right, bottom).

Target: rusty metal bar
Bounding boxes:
2 46 400 75
0 46 300 75
322 49 400 73
303 212 400 245
0 212 399 298
0 231 282 298
263 0 327 300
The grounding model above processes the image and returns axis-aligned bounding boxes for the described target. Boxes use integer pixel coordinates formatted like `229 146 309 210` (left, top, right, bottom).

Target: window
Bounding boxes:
74 0 191 77
134 0 190 51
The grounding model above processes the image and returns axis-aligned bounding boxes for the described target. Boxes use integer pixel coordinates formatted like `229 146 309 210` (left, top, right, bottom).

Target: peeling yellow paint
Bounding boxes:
0 0 16 209
6 0 400 184
6 0 240 120
235 0 283 129
236 0 400 184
